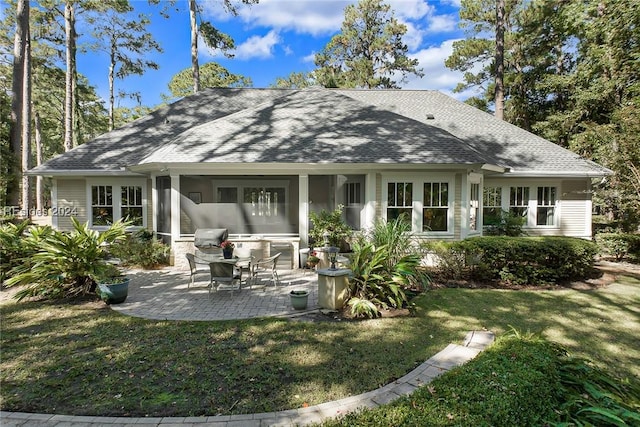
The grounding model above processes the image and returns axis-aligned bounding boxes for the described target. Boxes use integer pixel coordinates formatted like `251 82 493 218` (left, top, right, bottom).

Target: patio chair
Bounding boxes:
209 261 242 295
233 247 255 289
185 253 209 288
250 252 281 288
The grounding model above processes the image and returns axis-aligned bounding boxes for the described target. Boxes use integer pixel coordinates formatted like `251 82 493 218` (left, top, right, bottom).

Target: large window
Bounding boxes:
510 186 529 218
92 185 113 226
384 176 453 234
483 187 502 225
536 186 556 226
90 181 145 228
121 186 143 226
423 182 448 232
387 182 413 222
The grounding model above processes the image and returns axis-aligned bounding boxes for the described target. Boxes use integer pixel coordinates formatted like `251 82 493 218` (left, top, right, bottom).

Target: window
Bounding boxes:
536 186 556 226
387 182 413 222
121 186 143 226
470 183 480 231
345 182 361 206
92 185 113 226
483 187 502 225
423 182 448 232
510 186 529 218
89 181 146 228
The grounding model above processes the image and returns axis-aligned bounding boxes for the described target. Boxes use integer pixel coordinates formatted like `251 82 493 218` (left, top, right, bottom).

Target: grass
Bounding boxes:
1 275 638 418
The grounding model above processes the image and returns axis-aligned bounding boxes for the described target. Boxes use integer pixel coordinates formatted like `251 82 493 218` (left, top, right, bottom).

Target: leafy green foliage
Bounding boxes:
308 205 352 247
165 62 252 100
596 233 640 262
483 209 526 236
552 357 640 427
0 220 38 282
109 229 170 268
346 217 428 318
431 236 597 285
314 0 423 88
5 218 128 300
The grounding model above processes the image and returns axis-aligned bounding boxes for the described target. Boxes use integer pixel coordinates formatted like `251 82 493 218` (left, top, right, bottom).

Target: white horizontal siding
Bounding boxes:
56 179 87 230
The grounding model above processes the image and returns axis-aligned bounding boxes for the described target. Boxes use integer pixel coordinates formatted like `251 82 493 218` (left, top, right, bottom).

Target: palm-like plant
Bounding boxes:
346 217 428 318
6 218 128 300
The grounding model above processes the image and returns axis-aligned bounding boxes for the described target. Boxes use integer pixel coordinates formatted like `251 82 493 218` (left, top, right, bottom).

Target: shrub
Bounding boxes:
0 220 34 282
429 236 597 285
5 218 128 300
483 209 527 236
346 218 428 318
421 240 469 281
308 205 352 248
596 232 640 262
109 229 170 268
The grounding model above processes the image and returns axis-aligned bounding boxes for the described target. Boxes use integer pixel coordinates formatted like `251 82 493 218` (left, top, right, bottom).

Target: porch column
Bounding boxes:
299 174 309 248
51 178 58 229
150 173 157 234
460 172 470 239
170 172 180 243
364 173 376 229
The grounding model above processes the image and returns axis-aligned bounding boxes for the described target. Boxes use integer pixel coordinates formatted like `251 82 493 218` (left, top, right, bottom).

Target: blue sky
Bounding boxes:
73 0 473 108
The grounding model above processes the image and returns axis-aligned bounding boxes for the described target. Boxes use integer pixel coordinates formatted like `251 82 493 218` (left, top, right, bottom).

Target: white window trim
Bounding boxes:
382 173 455 237
468 175 482 235
86 178 148 230
492 184 560 229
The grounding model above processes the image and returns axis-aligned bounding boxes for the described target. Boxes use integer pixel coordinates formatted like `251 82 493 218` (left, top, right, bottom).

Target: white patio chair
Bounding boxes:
250 252 282 288
185 253 209 288
209 261 242 296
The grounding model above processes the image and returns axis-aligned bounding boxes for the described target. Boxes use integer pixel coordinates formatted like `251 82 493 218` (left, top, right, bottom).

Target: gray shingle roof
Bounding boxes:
31 87 609 176
336 89 611 175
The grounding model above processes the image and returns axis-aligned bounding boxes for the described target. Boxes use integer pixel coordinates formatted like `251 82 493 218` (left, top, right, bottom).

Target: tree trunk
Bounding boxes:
109 45 115 131
9 0 28 208
494 0 505 121
189 0 200 94
35 111 43 211
21 2 32 214
64 1 76 151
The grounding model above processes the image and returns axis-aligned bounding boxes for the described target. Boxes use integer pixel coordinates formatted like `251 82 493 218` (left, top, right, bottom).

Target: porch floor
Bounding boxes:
111 266 320 321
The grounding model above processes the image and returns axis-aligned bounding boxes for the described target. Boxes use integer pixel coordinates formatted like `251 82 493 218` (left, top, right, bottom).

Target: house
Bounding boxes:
28 88 611 268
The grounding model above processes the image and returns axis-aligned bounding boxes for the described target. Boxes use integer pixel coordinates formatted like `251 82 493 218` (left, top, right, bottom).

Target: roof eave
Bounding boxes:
501 169 613 178
25 169 147 177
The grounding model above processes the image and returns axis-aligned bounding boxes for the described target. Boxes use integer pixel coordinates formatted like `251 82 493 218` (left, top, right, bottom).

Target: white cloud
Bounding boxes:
426 14 458 33
400 39 469 98
234 30 282 60
199 30 282 60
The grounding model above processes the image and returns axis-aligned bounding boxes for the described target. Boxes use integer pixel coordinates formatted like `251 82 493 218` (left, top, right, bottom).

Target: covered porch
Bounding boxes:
150 171 374 269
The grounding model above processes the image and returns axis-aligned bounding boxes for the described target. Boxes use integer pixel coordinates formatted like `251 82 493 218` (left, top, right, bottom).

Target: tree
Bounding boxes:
494 0 505 120
63 1 76 152
165 62 252 100
270 71 316 89
8 0 30 206
89 4 162 130
314 0 423 89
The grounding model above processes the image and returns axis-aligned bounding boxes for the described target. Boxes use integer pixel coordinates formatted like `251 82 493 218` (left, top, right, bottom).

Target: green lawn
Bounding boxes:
1 275 638 418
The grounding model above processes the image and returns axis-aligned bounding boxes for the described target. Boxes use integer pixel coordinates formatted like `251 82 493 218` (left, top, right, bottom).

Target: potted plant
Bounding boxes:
290 289 309 310
94 263 129 304
221 240 235 259
306 250 320 269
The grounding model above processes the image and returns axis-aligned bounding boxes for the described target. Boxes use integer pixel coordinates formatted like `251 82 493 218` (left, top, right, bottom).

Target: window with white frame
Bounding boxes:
90 182 145 228
345 182 362 206
423 182 448 232
121 186 143 226
483 186 502 225
387 182 413 223
470 183 480 231
510 186 529 218
92 185 113 226
536 186 557 226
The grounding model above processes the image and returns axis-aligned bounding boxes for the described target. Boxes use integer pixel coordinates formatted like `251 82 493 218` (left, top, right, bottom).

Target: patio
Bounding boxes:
111 266 320 321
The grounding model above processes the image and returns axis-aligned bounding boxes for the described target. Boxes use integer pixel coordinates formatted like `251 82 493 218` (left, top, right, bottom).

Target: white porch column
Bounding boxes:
364 172 376 229
51 178 58 229
299 174 309 248
460 172 470 239
170 173 181 243
150 174 157 234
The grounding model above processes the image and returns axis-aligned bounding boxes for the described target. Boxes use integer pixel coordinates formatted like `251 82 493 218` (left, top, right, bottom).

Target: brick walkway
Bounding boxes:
1 267 495 427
